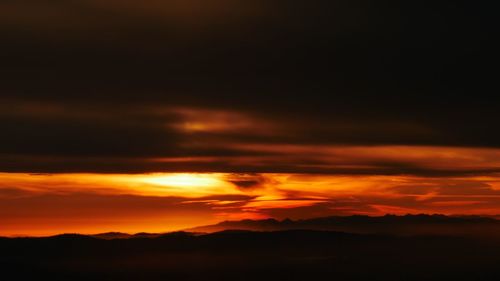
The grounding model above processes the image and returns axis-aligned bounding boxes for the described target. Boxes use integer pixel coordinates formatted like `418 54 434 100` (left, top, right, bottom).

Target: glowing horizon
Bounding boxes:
2 168 500 236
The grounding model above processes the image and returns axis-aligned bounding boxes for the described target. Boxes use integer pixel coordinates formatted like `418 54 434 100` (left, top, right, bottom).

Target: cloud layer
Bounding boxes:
2 172 500 235
1 1 497 175
0 2 498 235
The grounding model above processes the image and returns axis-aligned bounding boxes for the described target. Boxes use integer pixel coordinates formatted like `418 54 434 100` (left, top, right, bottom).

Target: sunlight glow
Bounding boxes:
141 173 223 188
128 173 239 197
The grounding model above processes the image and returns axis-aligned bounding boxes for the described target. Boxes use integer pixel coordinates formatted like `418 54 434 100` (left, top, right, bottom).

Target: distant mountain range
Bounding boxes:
186 214 500 237
15 214 497 240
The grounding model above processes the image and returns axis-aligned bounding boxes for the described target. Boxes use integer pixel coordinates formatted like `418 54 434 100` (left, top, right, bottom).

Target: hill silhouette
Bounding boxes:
1 228 500 281
2 215 500 280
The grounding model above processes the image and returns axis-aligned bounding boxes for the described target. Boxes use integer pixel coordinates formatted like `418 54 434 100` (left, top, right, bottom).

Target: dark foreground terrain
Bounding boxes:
1 229 500 281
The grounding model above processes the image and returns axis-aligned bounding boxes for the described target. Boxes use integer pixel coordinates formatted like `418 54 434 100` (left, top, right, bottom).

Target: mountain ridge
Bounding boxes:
186 214 500 237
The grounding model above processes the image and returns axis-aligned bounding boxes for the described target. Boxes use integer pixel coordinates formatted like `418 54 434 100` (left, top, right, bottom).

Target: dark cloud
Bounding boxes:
226 173 274 190
0 1 498 173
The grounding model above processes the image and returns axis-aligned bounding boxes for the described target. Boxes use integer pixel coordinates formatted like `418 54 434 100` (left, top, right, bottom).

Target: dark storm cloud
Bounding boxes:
0 1 498 173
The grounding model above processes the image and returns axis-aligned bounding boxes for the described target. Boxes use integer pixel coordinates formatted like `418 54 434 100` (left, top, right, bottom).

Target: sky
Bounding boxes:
0 1 498 236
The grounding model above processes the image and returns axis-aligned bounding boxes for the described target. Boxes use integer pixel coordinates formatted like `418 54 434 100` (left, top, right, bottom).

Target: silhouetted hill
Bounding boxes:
187 214 500 237
132 232 164 239
1 229 500 281
91 232 132 240
90 232 167 240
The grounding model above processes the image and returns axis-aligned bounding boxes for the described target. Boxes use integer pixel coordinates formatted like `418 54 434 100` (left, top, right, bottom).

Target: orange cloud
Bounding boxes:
1 171 500 236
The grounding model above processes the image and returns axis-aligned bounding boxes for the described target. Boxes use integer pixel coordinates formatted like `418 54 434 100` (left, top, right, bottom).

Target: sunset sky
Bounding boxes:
0 1 497 236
